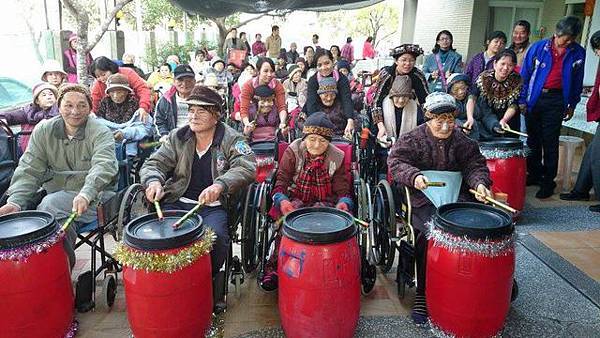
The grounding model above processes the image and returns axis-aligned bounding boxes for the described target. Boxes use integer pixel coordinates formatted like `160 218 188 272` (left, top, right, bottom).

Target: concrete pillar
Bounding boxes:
144 31 157 70
169 31 179 45
466 0 489 61
107 30 125 60
400 0 418 43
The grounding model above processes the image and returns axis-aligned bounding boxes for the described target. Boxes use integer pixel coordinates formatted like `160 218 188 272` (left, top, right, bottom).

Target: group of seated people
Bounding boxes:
0 42 509 326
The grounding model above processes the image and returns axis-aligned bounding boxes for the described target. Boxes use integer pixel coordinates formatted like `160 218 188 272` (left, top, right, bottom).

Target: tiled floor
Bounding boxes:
532 231 600 282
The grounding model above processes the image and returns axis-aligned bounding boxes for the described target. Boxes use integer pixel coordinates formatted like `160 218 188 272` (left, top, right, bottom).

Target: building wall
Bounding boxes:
412 0 480 63
540 0 567 35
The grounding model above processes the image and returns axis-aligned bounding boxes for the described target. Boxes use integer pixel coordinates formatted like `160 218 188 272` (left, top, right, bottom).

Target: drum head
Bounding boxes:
250 141 277 155
434 202 513 239
479 138 523 150
0 211 57 249
124 210 204 251
283 207 357 244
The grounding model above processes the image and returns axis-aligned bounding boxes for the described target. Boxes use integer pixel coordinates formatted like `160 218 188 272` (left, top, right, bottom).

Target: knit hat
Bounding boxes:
40 59 67 81
57 83 92 108
254 85 274 98
390 44 424 58
32 82 58 102
68 33 78 43
184 85 223 111
173 64 195 80
287 64 302 78
317 77 338 95
389 75 412 97
105 73 133 94
423 92 457 115
336 60 351 72
211 58 226 68
446 73 470 93
303 112 335 141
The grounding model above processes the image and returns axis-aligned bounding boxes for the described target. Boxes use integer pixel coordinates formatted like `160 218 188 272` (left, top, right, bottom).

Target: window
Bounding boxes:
488 2 543 45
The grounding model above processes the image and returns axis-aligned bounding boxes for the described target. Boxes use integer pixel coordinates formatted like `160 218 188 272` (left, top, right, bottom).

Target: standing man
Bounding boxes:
341 37 354 63
252 33 267 57
509 20 532 67
311 34 321 51
519 16 585 199
266 26 282 58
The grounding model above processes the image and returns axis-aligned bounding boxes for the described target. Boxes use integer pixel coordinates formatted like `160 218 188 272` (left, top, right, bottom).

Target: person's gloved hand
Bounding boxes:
336 202 350 212
280 200 296 215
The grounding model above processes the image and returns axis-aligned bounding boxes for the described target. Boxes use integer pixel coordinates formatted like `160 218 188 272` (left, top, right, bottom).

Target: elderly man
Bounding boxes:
140 85 256 275
387 92 492 325
0 84 118 267
519 16 586 199
155 64 197 142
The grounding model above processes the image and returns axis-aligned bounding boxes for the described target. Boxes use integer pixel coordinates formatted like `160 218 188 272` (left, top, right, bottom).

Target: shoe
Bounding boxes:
526 175 541 186
258 267 278 292
536 186 555 199
590 205 600 213
411 294 428 325
559 191 590 201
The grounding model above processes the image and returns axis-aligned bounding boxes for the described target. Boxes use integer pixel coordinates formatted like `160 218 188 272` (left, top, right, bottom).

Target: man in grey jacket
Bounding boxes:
0 84 118 267
141 85 256 274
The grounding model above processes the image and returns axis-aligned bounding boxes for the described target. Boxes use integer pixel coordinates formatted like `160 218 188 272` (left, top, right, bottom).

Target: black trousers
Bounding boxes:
412 204 436 296
526 92 565 187
573 124 600 201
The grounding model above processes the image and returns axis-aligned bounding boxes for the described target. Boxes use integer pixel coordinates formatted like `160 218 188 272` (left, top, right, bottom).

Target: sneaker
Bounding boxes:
258 267 278 292
411 294 428 325
536 186 555 199
559 191 590 201
590 205 600 213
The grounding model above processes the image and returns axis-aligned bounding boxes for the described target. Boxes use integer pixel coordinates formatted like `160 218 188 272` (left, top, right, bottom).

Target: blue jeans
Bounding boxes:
163 201 230 275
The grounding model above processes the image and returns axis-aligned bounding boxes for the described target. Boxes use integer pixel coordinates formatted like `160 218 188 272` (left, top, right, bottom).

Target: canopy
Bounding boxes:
171 0 384 17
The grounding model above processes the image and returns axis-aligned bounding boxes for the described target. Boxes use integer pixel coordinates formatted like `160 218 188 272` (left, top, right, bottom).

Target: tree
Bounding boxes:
350 3 399 48
61 0 134 83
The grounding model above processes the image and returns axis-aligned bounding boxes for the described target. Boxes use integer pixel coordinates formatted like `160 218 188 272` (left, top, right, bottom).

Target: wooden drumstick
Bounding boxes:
501 126 528 137
469 189 517 214
154 200 164 221
425 181 446 187
172 202 204 230
354 217 369 228
61 212 78 231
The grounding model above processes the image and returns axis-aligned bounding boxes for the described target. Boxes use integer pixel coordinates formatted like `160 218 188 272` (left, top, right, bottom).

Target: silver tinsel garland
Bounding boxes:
0 230 66 262
427 221 516 257
64 320 78 338
480 147 529 160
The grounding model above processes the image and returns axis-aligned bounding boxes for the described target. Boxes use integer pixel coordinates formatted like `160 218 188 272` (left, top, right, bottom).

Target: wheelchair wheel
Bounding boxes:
373 180 397 273
117 183 146 241
97 274 117 311
241 183 259 273
357 178 377 295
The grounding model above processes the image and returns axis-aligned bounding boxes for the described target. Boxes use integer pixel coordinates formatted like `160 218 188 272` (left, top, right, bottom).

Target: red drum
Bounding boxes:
121 211 212 338
427 203 515 337
0 211 75 338
479 138 527 211
251 141 276 183
278 207 360 338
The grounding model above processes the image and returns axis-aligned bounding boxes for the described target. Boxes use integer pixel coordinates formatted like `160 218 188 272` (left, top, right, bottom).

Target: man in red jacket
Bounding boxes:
560 30 600 213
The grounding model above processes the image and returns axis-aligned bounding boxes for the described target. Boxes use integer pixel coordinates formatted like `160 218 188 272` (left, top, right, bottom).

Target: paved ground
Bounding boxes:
71 188 600 338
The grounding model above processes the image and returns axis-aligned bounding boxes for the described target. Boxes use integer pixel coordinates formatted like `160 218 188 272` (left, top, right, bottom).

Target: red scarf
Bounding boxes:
291 152 332 204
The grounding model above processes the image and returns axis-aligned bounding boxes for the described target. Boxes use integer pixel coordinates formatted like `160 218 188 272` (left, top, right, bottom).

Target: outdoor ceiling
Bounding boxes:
171 0 384 17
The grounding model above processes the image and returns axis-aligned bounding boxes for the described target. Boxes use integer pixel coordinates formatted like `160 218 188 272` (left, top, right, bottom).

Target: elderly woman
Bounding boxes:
282 65 308 111
387 92 492 324
40 59 67 87
259 112 353 291
140 85 256 275
423 30 463 92
0 83 59 151
465 31 507 89
446 73 480 140
372 44 429 141
240 57 288 134
465 49 522 140
313 76 355 137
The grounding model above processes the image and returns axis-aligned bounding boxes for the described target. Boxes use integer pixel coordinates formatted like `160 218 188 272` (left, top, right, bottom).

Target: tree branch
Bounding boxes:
375 30 396 48
88 0 134 51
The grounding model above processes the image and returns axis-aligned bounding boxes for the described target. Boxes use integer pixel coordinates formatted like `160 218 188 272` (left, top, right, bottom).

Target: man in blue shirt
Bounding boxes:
519 16 585 199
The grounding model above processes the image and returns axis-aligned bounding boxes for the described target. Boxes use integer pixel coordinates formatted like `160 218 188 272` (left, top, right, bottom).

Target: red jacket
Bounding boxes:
91 67 151 113
586 66 600 122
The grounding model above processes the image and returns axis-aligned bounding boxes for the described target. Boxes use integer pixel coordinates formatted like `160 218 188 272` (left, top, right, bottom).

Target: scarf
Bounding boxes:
382 96 419 138
476 70 522 112
291 152 331 204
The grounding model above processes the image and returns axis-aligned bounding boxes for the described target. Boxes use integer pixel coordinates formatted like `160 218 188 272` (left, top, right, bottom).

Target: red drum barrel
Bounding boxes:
118 211 213 338
426 203 515 337
479 138 527 211
0 211 75 338
278 207 360 338
251 141 277 183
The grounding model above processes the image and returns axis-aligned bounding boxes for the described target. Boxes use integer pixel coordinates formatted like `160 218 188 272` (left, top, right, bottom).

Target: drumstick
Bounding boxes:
353 217 369 228
139 141 163 149
469 189 517 214
501 126 528 137
425 181 446 187
458 125 472 131
154 200 164 221
172 202 204 230
61 212 78 231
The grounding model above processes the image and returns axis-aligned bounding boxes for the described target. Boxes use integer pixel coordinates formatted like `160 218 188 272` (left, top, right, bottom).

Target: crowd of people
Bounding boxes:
0 14 599 328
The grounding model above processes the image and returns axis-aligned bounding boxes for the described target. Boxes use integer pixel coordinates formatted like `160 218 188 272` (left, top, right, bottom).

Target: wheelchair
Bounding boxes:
243 134 378 295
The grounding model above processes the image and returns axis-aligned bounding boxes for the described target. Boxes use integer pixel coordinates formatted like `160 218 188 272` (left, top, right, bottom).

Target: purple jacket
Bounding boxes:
0 103 59 151
464 52 494 90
